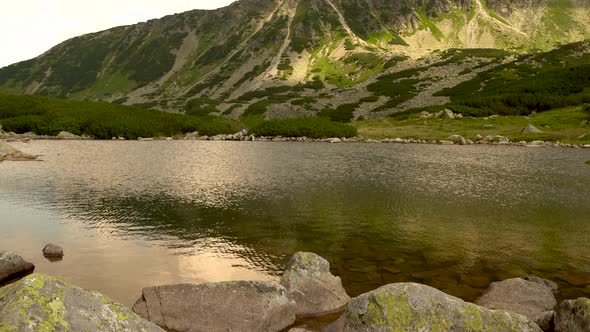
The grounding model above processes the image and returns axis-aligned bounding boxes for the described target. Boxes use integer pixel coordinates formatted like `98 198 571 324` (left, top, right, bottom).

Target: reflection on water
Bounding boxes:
1 141 589 306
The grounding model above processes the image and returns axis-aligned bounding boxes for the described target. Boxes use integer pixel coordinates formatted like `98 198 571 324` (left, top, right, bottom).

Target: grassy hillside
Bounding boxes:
0 94 357 139
0 0 588 113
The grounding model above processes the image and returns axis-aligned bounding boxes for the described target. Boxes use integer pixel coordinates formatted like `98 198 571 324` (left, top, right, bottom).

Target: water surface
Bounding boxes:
1 140 589 306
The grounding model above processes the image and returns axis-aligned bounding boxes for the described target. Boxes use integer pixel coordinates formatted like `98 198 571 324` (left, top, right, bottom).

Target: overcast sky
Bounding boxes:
0 0 235 68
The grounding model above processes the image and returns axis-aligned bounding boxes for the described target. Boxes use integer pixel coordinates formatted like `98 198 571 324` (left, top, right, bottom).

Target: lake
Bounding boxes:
1 140 589 307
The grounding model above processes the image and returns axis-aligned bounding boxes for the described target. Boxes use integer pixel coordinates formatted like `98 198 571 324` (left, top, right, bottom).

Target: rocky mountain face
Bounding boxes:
0 0 589 118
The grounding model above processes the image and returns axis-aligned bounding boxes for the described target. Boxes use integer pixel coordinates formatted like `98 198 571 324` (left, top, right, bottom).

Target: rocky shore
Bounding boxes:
1 250 589 331
2 129 589 149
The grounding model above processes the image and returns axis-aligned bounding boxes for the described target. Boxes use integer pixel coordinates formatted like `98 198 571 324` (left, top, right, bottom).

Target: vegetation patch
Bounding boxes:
251 117 357 138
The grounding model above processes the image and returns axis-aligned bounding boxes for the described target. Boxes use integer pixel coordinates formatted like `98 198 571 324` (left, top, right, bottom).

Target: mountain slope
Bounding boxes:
0 0 589 118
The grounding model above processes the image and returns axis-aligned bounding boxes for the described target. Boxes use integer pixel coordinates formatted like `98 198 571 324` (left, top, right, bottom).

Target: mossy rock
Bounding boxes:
343 282 542 332
0 273 164 331
555 297 590 332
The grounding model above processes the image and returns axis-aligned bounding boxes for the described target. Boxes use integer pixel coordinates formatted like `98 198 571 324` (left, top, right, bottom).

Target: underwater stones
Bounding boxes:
42 243 64 258
554 297 590 332
524 276 559 294
0 250 35 285
475 278 557 331
280 252 351 318
0 273 163 331
343 282 542 332
133 280 296 332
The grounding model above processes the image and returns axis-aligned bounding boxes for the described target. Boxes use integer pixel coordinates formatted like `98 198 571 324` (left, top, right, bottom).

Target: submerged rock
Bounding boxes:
0 251 35 285
0 141 37 162
0 273 163 331
280 252 350 318
475 277 556 331
133 280 296 332
343 283 542 332
524 276 559 294
555 297 590 332
42 243 64 258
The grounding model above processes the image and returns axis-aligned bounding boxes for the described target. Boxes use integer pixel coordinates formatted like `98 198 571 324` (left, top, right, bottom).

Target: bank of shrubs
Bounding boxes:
0 93 240 139
251 117 357 138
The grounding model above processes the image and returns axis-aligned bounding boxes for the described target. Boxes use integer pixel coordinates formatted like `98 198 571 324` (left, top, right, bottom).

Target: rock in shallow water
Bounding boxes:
555 297 590 332
42 243 64 258
0 250 34 285
280 252 351 318
132 280 296 332
475 277 557 331
0 273 163 332
343 282 542 332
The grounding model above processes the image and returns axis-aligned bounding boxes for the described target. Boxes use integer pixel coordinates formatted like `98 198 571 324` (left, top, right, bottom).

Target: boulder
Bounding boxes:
280 252 350 318
522 124 544 134
57 131 81 140
418 111 432 119
0 273 163 331
133 280 296 332
343 283 542 331
441 109 455 119
42 243 64 258
0 141 37 162
475 278 556 331
0 251 35 285
328 138 342 143
184 131 199 140
448 135 466 145
555 297 590 332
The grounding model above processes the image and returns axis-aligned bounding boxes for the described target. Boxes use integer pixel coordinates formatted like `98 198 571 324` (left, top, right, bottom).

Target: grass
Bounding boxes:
355 106 590 144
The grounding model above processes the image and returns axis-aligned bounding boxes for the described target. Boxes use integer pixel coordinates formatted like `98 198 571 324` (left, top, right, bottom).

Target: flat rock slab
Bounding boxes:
0 250 35 285
0 141 37 162
133 280 296 332
475 277 557 331
280 252 351 318
343 282 542 332
0 273 163 332
555 297 590 332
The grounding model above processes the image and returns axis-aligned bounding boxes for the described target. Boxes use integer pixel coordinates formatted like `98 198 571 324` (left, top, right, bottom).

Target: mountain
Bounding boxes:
0 0 589 120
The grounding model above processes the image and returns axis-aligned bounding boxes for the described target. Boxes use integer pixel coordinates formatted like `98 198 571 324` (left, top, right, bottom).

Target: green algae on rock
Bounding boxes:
0 274 164 332
343 282 543 332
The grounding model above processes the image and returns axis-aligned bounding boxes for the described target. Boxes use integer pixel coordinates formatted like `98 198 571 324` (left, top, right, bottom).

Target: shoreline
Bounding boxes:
2 131 590 149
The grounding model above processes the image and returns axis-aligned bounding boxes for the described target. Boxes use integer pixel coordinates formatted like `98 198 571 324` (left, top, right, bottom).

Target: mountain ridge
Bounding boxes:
0 0 589 119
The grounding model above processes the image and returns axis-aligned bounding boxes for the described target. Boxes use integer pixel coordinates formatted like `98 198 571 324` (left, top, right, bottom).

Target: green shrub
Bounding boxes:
251 117 357 138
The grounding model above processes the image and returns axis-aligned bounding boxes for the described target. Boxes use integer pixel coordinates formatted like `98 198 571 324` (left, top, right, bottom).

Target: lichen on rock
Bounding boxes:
343 282 543 331
0 273 163 332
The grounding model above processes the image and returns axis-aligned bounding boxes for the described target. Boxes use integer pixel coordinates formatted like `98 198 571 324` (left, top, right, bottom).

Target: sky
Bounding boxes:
0 0 235 68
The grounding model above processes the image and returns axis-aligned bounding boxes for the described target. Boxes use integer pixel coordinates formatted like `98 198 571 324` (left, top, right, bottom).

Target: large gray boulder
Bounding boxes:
343 283 542 332
555 297 590 332
0 141 36 162
522 124 544 134
132 280 296 332
0 273 163 331
280 252 350 318
475 277 556 331
57 131 81 139
0 250 34 284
